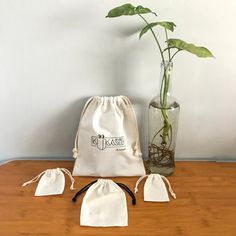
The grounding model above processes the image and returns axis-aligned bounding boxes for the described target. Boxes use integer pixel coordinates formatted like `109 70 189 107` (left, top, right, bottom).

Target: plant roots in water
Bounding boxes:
145 143 175 176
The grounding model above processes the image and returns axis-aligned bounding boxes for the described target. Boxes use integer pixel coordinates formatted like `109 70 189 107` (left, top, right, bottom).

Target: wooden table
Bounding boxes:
0 160 236 236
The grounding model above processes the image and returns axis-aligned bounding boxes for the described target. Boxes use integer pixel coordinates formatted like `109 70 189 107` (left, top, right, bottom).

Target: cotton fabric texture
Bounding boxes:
22 168 75 196
76 179 129 227
72 95 145 177
135 174 176 202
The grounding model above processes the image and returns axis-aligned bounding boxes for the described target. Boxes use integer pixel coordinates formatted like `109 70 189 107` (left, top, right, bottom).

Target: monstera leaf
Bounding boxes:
167 39 214 58
106 3 156 18
139 22 176 39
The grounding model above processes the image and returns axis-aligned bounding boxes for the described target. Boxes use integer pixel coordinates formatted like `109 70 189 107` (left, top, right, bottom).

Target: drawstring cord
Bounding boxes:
72 180 136 205
134 174 176 199
116 182 136 205
122 96 142 157
133 143 142 157
72 180 98 202
22 168 75 191
22 170 47 187
161 176 176 199
134 175 149 194
60 168 76 190
73 96 94 158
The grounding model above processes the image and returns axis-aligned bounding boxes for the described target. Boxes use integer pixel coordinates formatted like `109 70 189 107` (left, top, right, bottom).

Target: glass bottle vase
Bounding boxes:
145 61 180 176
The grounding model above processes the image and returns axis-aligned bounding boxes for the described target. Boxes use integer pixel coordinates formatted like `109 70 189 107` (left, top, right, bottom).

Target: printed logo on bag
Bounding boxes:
91 134 126 151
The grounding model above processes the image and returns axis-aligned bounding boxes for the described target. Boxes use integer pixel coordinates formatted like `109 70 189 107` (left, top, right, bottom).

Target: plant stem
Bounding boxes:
165 29 171 61
170 49 182 61
138 14 165 62
138 14 172 148
160 66 171 145
163 66 170 107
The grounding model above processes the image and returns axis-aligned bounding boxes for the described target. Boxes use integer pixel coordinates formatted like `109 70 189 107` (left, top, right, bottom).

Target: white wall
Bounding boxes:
0 0 236 161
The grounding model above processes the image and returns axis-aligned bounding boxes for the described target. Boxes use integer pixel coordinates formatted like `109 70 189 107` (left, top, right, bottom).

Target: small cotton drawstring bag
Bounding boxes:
72 179 136 227
134 174 176 202
72 95 146 177
22 168 75 196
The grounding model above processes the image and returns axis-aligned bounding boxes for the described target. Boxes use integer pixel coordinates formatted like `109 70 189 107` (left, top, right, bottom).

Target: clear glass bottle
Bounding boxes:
145 61 180 176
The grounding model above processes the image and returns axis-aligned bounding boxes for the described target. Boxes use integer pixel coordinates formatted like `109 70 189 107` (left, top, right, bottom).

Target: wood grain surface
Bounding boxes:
0 160 236 236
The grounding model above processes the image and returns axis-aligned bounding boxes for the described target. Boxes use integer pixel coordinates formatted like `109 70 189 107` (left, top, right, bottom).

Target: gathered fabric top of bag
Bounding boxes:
72 95 146 177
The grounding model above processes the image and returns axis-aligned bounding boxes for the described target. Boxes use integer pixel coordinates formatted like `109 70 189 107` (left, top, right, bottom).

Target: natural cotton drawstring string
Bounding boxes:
133 143 142 157
134 174 176 199
160 175 176 199
122 96 142 157
22 170 47 187
134 175 149 194
73 97 94 158
22 168 75 191
60 168 76 190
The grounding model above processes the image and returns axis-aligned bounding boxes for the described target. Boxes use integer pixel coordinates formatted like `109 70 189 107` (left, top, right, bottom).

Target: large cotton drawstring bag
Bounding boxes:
134 174 176 202
22 168 75 196
72 96 146 177
72 179 136 227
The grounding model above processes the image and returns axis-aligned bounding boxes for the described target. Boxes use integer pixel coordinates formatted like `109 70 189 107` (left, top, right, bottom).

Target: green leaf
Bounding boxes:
106 3 156 18
135 5 156 15
167 39 214 58
139 21 176 39
157 22 176 32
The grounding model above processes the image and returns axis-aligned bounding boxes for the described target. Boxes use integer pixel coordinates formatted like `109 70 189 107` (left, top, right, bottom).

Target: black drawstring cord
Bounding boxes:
72 180 136 205
72 180 97 202
116 182 136 205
